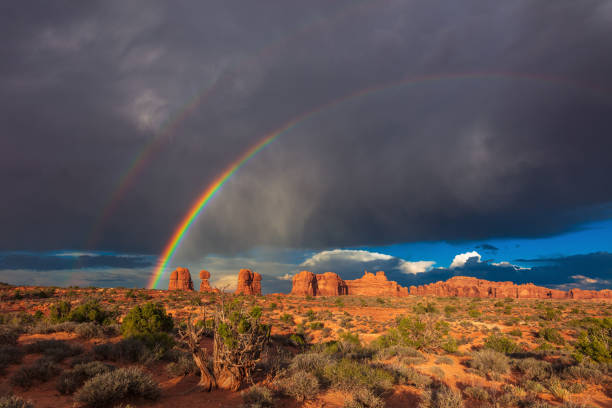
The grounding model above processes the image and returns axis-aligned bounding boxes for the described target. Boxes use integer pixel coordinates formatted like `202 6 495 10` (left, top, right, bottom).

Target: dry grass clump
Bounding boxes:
344 387 385 408
56 361 115 394
419 383 464 408
0 395 33 408
241 385 275 408
74 366 160 407
10 358 60 389
276 370 319 402
468 349 510 377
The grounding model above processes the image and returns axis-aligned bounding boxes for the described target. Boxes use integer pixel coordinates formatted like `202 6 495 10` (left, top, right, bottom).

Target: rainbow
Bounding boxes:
86 0 373 251
148 71 611 288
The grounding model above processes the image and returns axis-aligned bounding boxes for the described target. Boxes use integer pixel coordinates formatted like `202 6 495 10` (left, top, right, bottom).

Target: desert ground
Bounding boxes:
1 283 610 408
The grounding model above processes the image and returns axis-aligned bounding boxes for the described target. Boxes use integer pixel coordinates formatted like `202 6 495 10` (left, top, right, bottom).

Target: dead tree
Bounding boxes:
178 291 270 392
177 315 216 391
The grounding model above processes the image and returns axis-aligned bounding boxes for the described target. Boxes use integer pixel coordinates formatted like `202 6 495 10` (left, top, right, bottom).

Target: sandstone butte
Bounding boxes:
290 271 612 300
168 267 194 291
235 269 262 296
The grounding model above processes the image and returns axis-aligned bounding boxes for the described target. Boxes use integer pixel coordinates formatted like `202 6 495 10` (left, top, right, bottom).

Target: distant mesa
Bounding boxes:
168 267 194 291
409 276 612 300
290 271 612 300
235 269 262 296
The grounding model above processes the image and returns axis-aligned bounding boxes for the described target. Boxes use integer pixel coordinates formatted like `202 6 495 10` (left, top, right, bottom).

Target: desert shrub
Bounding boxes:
547 378 570 401
11 358 60 388
121 302 174 352
468 309 481 318
469 349 509 375
573 325 611 363
391 363 431 387
374 316 450 351
419 383 464 408
279 371 319 402
290 351 333 377
93 338 154 363
538 327 565 345
541 308 561 321
484 334 519 354
310 322 324 330
241 385 275 408
0 327 19 345
0 345 24 372
74 366 160 407
344 387 385 408
463 386 490 401
562 361 605 383
25 339 83 362
444 305 457 315
435 356 453 365
166 352 198 377
0 395 33 408
49 300 72 323
323 358 394 393
75 322 104 339
280 313 294 324
57 361 115 394
375 345 422 360
509 329 522 337
441 337 458 354
68 299 111 324
514 358 552 381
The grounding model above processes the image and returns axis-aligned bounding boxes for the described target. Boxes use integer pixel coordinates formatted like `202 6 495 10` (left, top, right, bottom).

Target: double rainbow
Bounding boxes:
149 72 609 288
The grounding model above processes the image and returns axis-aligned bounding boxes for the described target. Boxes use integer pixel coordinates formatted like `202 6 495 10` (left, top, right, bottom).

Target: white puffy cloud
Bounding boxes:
449 251 481 268
300 249 434 278
491 261 530 270
570 275 610 285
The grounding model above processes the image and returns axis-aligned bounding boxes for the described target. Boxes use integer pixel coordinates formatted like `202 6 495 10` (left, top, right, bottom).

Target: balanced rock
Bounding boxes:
235 269 262 295
345 271 409 297
199 270 213 292
168 267 194 291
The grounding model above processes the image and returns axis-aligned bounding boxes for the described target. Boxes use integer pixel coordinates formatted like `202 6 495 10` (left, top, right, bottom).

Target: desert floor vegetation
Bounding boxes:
0 283 610 407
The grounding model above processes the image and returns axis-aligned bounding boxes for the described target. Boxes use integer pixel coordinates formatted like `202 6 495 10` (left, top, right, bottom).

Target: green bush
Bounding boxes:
121 302 174 351
68 300 111 324
441 337 458 354
469 349 509 375
374 316 449 351
483 334 519 354
574 325 611 363
74 367 160 407
323 358 394 393
280 313 294 324
0 395 33 408
463 386 490 401
538 327 565 345
444 305 457 315
49 301 72 323
57 361 115 394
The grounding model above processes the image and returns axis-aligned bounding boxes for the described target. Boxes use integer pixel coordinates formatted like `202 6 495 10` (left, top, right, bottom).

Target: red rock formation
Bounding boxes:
168 267 194 291
290 271 348 296
199 270 212 292
409 276 612 300
345 271 410 297
235 269 262 296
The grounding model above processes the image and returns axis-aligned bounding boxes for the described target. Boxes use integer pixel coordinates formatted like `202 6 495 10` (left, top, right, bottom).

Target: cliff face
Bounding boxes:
291 270 408 297
346 271 409 297
409 276 612 299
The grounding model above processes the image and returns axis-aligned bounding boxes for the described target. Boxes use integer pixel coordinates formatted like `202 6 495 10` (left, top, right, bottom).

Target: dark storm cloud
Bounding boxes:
476 244 498 252
0 252 154 270
2 1 612 257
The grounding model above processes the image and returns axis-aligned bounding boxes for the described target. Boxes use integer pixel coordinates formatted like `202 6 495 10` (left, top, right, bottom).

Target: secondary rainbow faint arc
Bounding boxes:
149 71 611 289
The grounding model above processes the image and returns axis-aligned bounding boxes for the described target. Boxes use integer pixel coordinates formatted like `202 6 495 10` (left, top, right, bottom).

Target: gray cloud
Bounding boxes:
1 1 612 258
